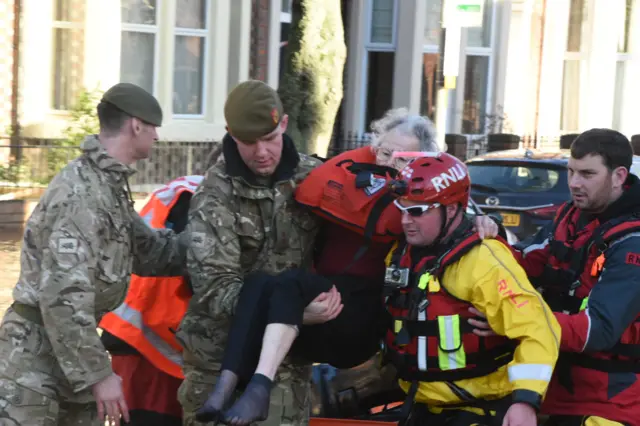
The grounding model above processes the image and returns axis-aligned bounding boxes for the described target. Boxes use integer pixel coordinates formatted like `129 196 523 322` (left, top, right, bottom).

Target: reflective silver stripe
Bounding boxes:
523 238 549 255
142 210 154 228
417 310 427 371
110 302 184 367
582 307 592 352
508 364 553 382
440 315 464 369
153 175 203 206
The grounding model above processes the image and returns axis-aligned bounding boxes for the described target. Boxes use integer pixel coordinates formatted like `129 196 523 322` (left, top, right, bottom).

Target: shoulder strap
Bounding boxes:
557 212 640 285
551 202 575 232
335 159 398 178
433 232 486 276
594 213 640 252
546 202 577 260
391 239 408 267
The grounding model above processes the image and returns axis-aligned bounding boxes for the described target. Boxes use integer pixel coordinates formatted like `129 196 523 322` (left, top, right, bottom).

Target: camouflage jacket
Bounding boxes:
176 134 321 373
12 135 186 393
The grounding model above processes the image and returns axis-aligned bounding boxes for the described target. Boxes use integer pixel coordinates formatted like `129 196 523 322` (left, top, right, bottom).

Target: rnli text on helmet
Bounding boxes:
432 164 467 193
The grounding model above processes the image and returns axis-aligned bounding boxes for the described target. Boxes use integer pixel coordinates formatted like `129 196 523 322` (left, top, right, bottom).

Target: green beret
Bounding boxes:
224 80 284 143
101 83 163 127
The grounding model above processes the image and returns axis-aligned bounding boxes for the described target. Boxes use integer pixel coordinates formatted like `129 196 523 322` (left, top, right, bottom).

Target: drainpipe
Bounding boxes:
10 0 21 160
533 0 547 148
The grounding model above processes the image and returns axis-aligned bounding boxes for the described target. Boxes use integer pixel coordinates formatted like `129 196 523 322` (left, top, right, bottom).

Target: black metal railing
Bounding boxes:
0 133 565 193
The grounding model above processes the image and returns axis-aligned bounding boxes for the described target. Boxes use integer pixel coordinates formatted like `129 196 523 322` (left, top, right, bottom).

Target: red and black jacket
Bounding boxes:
515 175 640 424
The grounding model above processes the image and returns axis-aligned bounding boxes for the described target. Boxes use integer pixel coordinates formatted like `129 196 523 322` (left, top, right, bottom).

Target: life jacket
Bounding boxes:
139 176 204 229
383 232 515 383
99 175 203 379
538 201 640 374
294 146 403 244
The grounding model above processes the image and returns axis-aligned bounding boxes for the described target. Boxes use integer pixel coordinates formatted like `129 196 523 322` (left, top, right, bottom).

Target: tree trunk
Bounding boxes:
278 0 347 156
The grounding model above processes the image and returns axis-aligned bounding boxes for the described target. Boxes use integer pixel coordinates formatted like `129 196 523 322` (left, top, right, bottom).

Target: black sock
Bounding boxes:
222 373 273 426
195 370 239 422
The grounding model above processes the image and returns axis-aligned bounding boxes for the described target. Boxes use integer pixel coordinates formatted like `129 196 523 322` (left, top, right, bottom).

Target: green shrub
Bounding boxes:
43 88 102 182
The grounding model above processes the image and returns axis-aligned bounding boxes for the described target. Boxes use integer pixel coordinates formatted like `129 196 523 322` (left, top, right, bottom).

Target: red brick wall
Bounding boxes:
250 0 270 81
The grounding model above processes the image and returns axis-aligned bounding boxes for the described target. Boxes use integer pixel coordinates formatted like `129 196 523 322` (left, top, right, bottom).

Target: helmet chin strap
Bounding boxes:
431 203 463 248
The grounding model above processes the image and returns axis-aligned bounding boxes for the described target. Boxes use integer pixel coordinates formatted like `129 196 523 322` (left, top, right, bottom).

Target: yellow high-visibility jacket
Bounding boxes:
384 237 561 410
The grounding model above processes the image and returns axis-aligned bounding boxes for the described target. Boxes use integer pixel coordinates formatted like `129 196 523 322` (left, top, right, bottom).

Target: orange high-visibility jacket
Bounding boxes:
99 175 203 379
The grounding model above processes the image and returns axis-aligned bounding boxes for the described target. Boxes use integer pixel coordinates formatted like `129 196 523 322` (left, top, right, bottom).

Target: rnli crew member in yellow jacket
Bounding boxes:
383 152 561 426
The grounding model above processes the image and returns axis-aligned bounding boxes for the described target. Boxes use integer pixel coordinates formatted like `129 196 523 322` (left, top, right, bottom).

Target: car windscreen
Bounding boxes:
631 160 640 178
467 162 566 193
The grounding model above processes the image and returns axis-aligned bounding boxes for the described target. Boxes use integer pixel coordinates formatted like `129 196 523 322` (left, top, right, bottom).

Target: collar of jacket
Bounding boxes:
579 173 640 224
408 216 474 270
221 132 300 187
81 135 137 186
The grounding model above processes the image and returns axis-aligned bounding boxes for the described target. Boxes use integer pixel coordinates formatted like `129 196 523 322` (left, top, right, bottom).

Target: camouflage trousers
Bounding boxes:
177 352 311 426
0 309 101 426
0 379 99 426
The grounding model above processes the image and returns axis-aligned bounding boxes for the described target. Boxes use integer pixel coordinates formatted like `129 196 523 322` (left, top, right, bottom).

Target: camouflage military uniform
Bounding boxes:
175 133 321 426
0 135 186 426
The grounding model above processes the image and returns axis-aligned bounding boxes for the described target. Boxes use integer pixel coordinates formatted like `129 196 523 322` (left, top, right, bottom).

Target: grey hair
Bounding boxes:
369 108 442 152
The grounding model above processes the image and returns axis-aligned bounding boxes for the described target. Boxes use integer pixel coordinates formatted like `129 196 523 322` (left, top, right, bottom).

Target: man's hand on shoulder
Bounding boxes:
473 215 500 240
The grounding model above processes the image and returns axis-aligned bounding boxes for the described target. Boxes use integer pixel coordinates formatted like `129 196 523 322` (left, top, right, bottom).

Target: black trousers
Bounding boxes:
220 269 387 383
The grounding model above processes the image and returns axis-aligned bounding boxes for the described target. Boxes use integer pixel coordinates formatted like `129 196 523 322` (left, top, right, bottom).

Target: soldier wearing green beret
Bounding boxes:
175 80 327 426
0 82 188 425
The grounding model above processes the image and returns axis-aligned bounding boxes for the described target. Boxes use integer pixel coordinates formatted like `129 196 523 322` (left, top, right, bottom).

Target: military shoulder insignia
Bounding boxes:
58 237 79 254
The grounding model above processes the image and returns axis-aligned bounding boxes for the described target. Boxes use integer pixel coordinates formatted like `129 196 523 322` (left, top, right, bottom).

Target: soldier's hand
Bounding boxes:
303 285 344 325
92 373 130 426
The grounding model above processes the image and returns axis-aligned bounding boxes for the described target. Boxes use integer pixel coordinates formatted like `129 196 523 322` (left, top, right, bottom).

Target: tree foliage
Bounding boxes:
44 88 102 181
278 0 347 156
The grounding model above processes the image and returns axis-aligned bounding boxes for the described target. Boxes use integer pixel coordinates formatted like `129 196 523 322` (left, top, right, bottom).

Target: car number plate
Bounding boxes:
501 213 520 227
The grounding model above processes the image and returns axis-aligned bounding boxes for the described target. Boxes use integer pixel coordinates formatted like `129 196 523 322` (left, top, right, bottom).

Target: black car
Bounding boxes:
466 148 640 241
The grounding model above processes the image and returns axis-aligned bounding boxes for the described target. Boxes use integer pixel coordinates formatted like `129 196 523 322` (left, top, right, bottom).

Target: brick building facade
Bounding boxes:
250 0 271 81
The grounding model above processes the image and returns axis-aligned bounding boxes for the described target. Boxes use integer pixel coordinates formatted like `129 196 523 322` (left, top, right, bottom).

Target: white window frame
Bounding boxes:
281 0 292 23
423 0 443 51
617 0 635 55
612 56 628 131
120 0 161 98
422 0 442 121
366 0 398 49
612 0 635 130
358 0 399 133
172 0 211 119
51 1 85 112
461 0 498 136
559 0 592 133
